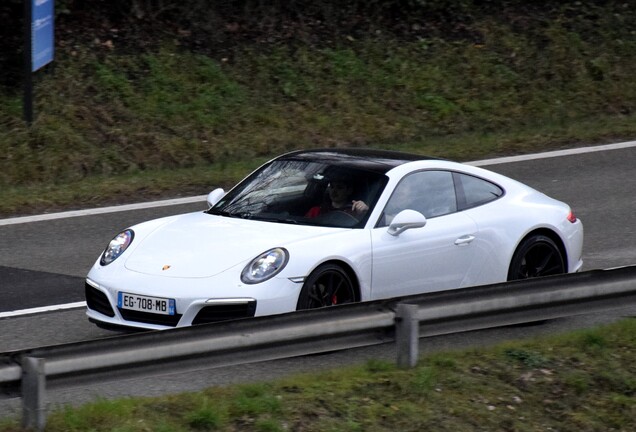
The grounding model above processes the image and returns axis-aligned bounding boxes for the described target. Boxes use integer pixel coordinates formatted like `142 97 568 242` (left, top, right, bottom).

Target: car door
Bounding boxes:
370 170 480 299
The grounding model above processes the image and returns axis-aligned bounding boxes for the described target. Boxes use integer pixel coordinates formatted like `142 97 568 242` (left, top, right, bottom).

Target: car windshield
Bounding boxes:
208 158 388 228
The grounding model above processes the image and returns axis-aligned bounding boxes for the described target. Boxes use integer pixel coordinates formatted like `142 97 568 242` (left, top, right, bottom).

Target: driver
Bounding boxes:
306 180 369 218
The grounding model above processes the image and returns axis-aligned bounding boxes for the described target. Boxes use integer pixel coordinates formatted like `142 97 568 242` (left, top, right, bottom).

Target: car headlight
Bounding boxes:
100 229 134 266
241 248 289 284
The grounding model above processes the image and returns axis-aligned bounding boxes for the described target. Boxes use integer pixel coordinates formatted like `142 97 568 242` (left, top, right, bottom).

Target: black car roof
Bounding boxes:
278 148 436 175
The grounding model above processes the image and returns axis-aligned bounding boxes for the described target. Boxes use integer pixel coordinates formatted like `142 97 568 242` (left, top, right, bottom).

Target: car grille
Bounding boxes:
85 283 115 317
192 301 257 325
118 308 183 327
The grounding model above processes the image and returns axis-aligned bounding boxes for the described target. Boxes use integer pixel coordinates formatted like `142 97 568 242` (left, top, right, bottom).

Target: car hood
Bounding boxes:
124 212 337 278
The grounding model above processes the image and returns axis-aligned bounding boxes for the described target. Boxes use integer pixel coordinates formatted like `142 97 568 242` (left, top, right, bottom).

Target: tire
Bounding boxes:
507 234 566 281
296 263 357 310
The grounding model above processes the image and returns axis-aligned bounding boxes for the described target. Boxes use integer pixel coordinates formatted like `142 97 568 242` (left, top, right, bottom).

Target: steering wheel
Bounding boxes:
315 210 359 227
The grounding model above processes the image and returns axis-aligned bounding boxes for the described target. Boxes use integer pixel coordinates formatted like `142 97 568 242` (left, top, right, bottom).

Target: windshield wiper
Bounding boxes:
206 209 254 219
253 216 302 225
207 210 304 225
205 208 230 216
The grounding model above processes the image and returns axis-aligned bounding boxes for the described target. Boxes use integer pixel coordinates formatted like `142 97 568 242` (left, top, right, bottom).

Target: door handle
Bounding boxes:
454 235 475 246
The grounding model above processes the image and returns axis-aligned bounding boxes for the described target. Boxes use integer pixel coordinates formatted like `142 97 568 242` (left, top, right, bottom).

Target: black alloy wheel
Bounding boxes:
507 234 566 281
297 263 357 310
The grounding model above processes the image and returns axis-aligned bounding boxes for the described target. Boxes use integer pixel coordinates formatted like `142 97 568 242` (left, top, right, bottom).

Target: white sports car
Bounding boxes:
86 148 584 330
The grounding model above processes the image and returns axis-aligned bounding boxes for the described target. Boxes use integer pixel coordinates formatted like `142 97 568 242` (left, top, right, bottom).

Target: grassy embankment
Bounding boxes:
1 319 636 431
1 2 636 216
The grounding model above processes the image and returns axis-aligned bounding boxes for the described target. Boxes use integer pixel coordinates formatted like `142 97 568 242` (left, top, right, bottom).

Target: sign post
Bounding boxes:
24 0 55 124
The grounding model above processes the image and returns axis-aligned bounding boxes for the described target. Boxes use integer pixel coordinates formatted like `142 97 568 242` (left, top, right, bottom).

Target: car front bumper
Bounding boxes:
85 270 303 330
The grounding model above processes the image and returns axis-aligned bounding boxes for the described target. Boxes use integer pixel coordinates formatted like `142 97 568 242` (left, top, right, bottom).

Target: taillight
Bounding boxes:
567 210 577 223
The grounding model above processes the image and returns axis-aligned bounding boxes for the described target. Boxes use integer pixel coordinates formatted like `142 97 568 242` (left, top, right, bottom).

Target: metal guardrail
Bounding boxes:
2 265 636 430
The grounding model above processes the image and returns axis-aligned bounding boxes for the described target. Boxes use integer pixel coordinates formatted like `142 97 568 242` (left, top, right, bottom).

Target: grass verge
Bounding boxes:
2 112 636 218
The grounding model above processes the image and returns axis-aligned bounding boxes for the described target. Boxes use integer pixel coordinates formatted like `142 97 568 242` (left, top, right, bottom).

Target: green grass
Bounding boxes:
1 1 636 217
2 318 636 431
3 109 635 218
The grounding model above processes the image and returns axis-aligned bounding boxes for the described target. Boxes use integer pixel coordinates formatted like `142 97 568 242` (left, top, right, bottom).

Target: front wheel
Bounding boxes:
507 234 565 281
297 264 357 310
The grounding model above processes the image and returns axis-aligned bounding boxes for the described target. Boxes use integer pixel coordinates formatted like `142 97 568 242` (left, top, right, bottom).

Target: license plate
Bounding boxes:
118 292 175 315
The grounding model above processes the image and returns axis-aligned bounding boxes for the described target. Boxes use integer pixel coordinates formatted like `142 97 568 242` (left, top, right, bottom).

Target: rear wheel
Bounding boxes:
507 234 565 281
297 264 357 310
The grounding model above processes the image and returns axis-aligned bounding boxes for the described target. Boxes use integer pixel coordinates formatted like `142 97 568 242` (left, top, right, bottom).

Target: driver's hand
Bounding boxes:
351 200 369 214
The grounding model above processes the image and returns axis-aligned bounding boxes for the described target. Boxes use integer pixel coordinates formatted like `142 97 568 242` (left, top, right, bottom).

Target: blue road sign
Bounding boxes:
32 0 54 71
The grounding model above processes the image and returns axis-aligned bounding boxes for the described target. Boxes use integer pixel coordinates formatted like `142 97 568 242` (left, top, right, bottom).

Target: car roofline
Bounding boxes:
276 148 443 174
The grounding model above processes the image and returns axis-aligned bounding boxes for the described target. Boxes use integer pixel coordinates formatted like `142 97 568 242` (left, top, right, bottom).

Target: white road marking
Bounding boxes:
0 302 86 319
0 195 208 227
466 140 636 166
2 139 635 319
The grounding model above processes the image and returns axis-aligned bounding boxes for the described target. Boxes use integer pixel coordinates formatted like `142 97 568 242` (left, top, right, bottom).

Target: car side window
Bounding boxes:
455 173 503 210
379 170 457 226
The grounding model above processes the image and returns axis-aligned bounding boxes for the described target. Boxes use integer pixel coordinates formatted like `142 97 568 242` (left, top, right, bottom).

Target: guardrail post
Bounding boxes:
22 356 46 431
395 303 419 368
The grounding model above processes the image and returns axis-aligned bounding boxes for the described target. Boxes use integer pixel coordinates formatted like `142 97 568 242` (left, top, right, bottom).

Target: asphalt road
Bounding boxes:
1 143 635 417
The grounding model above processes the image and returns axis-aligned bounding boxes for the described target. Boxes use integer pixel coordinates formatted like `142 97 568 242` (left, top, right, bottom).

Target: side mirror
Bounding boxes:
388 209 427 236
206 188 226 208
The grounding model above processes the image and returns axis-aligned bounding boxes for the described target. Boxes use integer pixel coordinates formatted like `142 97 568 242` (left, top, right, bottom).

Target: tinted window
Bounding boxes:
379 170 457 226
456 173 503 209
